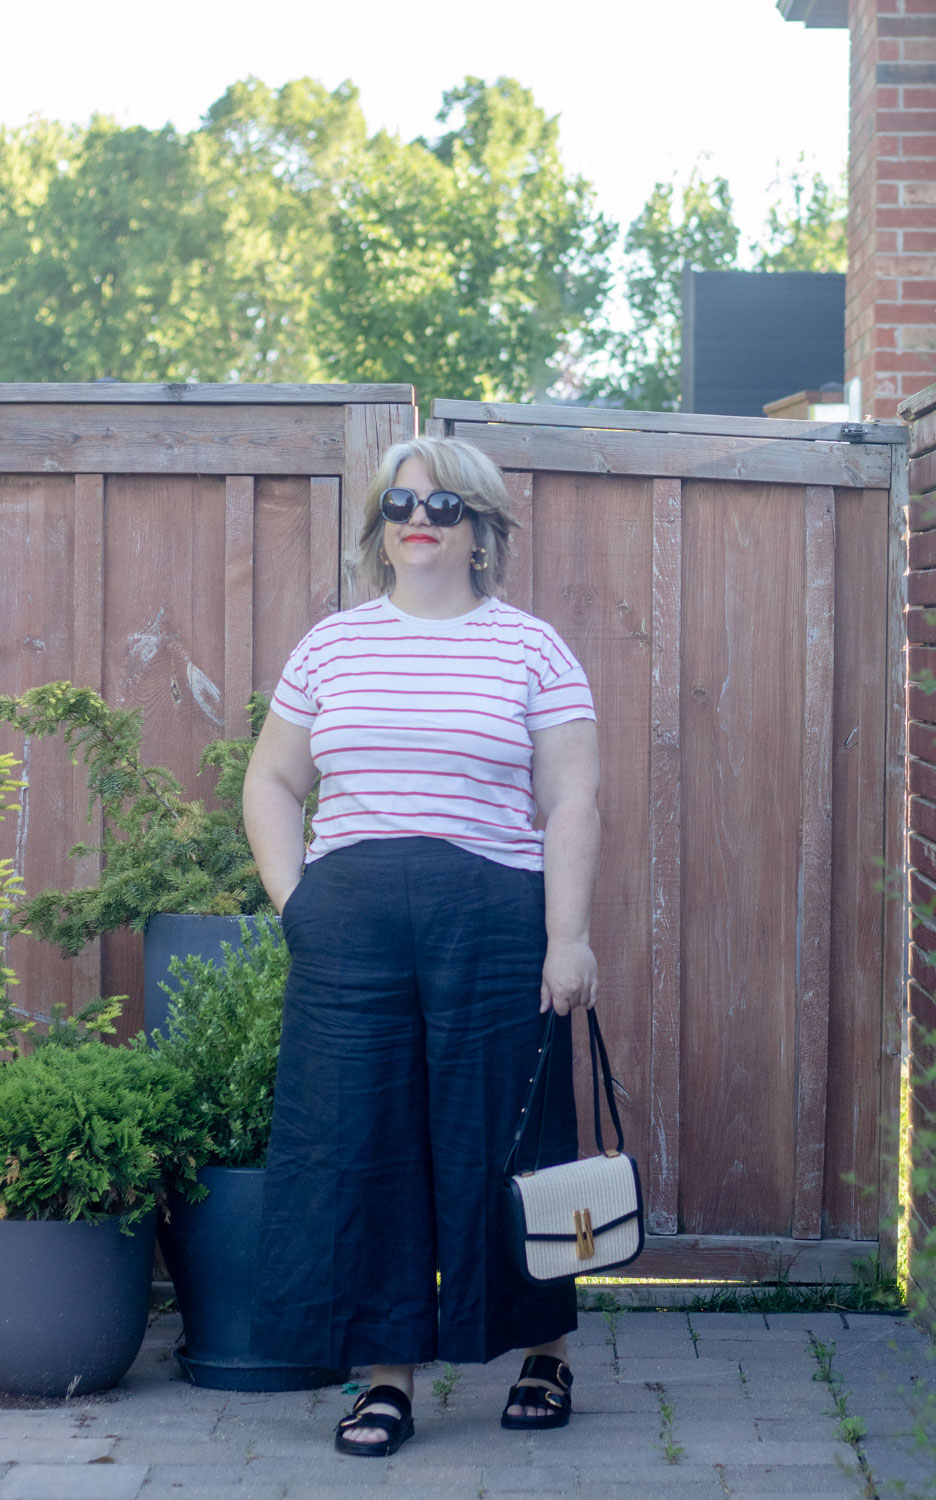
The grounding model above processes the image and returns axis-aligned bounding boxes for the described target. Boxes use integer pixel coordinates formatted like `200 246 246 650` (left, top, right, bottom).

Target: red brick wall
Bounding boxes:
903 380 936 1332
847 0 936 417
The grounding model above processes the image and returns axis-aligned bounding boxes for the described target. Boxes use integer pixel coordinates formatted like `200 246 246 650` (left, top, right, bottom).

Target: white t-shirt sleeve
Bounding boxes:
271 631 319 727
525 624 596 731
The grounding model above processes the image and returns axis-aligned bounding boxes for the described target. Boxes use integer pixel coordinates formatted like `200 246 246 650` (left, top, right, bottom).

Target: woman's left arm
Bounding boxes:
530 718 601 1015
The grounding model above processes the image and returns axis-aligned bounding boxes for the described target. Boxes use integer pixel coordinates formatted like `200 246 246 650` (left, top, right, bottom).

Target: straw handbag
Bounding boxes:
502 1009 644 1284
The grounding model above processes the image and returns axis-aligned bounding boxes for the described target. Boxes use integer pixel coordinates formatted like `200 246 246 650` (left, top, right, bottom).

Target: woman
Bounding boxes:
244 436 600 1455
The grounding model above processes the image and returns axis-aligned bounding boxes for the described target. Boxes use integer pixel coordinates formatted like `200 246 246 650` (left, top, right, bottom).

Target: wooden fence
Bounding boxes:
428 398 909 1282
1 384 909 1283
0 384 417 1034
898 380 936 1332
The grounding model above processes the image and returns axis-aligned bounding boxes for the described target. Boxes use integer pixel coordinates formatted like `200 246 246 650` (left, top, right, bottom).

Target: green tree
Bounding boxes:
582 168 741 411
294 76 617 403
0 77 616 403
0 116 231 381
753 157 847 273
574 159 847 412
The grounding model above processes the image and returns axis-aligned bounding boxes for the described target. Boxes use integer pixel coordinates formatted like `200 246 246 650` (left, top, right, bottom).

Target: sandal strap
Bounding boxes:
349 1384 412 1421
337 1410 406 1434
517 1355 573 1392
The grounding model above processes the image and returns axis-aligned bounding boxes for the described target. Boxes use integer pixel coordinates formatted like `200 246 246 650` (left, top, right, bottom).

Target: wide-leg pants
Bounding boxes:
249 837 579 1368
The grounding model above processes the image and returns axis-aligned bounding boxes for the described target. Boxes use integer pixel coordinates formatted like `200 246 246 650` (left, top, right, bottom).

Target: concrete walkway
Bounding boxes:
0 1307 934 1499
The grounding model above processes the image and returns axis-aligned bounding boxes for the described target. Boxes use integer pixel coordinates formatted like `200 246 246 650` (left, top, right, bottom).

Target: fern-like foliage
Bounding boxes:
0 684 318 955
0 1040 212 1227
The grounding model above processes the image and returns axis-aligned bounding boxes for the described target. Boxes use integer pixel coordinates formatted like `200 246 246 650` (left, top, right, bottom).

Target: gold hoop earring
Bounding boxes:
470 547 489 572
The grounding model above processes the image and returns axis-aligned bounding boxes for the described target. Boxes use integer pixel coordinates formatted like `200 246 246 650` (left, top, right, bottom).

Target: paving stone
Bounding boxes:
616 1358 742 1384
762 1314 848 1333
0 1418 88 1441
685 1313 770 1332
571 1464 726 1490
0 1465 148 1500
111 1439 252 1465
477 1466 578 1492
679 1437 861 1465
0 1440 117 1465
140 1489 287 1500
715 1468 864 1496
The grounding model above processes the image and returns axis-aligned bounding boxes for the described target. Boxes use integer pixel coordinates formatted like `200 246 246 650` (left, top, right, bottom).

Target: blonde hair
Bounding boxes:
354 436 519 599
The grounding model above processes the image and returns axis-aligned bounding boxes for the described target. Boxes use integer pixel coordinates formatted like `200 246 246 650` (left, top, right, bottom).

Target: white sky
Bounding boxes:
1 0 850 253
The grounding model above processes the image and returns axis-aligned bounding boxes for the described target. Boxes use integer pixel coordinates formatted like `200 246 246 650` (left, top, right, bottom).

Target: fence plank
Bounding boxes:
529 474 653 1171
432 398 907 447
71 475 105 1008
680 482 802 1236
341 403 417 607
447 421 892 490
648 477 681 1236
0 383 414 405
224 478 255 740
911 452 936 496
252 478 340 694
502 472 533 612
792 487 835 1240
0 405 344 475
826 489 889 1240
617 1234 879 1282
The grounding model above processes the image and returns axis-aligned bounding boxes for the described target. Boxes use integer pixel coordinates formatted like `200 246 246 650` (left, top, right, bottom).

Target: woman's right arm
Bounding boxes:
243 712 319 914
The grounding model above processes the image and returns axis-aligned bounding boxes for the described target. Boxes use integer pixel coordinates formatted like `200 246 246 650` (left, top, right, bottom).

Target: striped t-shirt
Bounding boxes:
271 595 596 872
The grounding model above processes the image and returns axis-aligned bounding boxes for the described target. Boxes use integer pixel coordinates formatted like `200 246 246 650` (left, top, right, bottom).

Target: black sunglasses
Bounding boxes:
379 487 467 527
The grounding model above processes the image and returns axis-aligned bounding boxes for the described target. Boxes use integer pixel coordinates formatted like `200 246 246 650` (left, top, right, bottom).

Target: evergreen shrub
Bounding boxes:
0 1039 210 1228
0 683 318 956
152 917 289 1169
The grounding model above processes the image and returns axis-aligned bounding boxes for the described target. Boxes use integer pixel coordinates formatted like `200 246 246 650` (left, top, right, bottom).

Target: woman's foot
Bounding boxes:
335 1365 415 1452
501 1351 573 1430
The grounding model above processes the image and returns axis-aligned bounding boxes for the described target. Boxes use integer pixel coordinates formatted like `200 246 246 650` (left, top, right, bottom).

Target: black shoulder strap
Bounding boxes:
503 1009 625 1176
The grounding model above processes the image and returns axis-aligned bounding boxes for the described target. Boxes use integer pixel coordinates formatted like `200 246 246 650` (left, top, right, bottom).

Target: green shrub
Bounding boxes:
0 1040 211 1228
0 683 317 956
151 917 289 1169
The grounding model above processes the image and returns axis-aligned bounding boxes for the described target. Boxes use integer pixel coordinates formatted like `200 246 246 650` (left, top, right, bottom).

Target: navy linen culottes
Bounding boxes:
249 837 579 1368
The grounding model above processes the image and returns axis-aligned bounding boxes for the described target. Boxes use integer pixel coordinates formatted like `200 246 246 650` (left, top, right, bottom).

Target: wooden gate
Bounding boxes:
429 398 909 1281
0 384 416 1034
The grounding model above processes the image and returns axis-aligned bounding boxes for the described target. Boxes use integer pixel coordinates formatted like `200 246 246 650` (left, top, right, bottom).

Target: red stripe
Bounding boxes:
318 787 531 814
323 686 523 707
273 692 314 718
310 645 547 678
311 722 529 752
291 648 544 690
322 766 535 801
318 667 525 688
311 742 528 772
317 701 525 730
527 703 595 717
315 807 529 834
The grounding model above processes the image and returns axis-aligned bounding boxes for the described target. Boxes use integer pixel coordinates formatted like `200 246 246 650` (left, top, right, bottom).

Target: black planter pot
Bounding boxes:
158 1165 345 1392
144 914 265 1037
0 1212 157 1398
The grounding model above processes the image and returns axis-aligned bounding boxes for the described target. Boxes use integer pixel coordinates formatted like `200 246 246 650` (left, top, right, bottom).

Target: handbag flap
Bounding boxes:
511 1152 640 1240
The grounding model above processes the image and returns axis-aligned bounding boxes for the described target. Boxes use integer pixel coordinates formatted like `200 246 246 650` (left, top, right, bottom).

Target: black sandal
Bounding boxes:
500 1354 573 1430
334 1383 415 1457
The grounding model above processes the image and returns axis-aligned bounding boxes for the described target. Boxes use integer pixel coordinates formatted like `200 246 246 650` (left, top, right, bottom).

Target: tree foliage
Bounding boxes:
0 77 616 404
575 160 847 411
753 157 848 274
